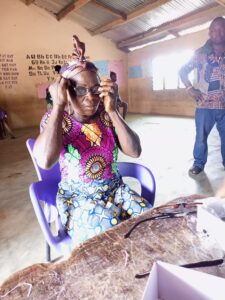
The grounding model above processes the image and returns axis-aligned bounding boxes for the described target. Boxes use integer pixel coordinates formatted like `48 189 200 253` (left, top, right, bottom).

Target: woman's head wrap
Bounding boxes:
60 35 97 79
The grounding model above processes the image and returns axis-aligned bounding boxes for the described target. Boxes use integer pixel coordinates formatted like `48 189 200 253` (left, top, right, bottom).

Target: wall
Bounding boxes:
0 0 127 128
128 30 209 117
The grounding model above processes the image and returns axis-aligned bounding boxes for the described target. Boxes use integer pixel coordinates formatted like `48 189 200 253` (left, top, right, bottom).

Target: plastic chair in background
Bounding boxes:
26 138 156 261
0 109 15 139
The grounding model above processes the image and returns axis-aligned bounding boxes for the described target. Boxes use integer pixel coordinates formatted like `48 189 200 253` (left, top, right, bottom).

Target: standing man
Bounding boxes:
179 17 225 175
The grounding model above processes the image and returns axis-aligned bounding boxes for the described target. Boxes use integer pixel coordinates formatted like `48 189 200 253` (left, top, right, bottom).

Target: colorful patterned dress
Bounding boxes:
41 105 151 246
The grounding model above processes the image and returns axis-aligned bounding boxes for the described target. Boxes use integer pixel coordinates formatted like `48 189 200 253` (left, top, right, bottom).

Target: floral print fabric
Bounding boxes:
41 106 151 246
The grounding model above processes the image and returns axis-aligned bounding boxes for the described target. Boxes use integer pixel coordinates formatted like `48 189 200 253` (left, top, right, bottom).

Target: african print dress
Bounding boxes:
41 106 151 246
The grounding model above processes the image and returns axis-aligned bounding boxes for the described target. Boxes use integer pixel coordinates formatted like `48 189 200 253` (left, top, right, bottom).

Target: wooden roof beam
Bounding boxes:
92 0 170 35
214 0 225 7
25 0 35 5
73 0 92 11
56 1 75 21
168 29 180 38
56 0 91 21
118 3 223 49
91 0 126 20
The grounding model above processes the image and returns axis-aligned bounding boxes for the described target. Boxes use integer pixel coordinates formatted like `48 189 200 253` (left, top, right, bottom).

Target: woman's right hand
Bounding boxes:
48 76 68 107
188 87 204 103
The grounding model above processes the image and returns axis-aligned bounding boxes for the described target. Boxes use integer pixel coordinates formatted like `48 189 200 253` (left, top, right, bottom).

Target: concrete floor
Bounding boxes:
0 113 225 284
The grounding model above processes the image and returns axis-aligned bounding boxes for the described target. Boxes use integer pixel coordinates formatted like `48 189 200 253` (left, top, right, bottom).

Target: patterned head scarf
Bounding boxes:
60 35 98 79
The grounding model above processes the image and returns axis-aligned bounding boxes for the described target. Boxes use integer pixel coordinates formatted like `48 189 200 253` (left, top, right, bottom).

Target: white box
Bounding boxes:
197 197 225 251
142 261 225 300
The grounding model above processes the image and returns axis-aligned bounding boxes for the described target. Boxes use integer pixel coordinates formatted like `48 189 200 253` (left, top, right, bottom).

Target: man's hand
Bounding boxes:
99 78 117 114
188 87 204 103
49 76 68 107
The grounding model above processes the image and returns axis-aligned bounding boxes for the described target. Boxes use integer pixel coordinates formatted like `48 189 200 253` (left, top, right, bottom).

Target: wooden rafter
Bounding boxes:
92 0 170 35
214 0 225 7
118 3 223 49
56 1 75 21
168 29 179 38
56 0 91 21
73 0 92 11
91 0 126 20
25 0 34 5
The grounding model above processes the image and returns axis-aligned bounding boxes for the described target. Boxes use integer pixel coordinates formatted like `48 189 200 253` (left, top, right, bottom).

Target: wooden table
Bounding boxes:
1 194 225 300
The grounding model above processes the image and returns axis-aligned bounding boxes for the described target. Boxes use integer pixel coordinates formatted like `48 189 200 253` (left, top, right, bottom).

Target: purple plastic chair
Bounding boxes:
27 138 67 261
26 138 61 182
118 162 155 206
26 138 156 261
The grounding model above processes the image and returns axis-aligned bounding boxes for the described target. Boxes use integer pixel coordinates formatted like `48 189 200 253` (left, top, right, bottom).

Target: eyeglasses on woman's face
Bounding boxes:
73 85 101 96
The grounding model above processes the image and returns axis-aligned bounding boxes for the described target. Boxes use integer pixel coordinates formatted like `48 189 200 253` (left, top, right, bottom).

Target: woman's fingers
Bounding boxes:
48 76 69 106
100 78 117 95
55 75 62 83
100 78 114 85
51 75 67 88
59 77 68 89
99 77 118 113
99 86 114 94
100 81 114 90
99 91 111 98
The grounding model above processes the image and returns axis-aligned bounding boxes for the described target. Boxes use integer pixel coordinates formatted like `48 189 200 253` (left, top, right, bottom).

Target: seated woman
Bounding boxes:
0 108 15 139
34 35 151 247
110 71 128 119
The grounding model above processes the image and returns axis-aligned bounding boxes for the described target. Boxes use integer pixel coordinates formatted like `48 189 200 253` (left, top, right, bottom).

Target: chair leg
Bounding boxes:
46 242 51 262
46 221 51 262
0 120 5 138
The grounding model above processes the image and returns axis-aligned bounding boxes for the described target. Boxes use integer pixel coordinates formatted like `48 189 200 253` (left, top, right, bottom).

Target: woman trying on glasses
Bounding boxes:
33 35 152 247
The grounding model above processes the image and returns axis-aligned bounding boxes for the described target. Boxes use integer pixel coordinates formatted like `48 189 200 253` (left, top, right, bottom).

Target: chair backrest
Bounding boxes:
117 162 155 207
27 137 156 256
29 162 156 256
27 137 156 205
26 138 61 182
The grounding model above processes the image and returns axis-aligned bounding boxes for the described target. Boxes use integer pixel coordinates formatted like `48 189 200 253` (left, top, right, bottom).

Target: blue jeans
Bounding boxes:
193 108 225 169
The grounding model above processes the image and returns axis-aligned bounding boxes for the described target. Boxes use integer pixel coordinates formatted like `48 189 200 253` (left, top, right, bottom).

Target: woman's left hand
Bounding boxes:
99 78 117 114
99 78 141 158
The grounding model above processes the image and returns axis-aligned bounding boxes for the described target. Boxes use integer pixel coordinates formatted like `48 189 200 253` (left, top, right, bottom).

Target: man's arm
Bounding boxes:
179 55 204 102
179 64 193 89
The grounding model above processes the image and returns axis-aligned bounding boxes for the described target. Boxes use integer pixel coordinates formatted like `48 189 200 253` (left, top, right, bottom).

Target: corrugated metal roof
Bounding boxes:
31 0 224 51
70 2 117 31
102 0 215 42
34 0 69 14
96 0 153 14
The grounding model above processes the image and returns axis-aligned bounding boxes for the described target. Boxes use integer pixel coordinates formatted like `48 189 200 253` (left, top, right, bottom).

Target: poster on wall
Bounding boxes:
36 82 50 99
0 54 19 89
108 60 124 86
128 65 143 78
92 60 108 76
